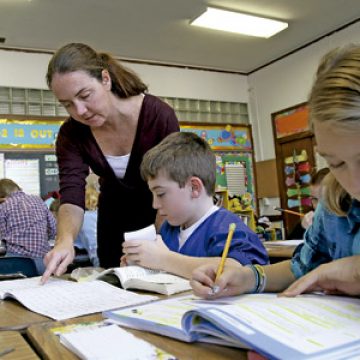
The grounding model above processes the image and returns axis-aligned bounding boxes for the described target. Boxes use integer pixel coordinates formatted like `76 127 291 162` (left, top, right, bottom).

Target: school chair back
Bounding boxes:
0 257 39 278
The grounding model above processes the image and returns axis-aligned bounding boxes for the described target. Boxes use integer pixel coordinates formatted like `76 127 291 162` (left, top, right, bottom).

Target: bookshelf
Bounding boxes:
215 189 256 231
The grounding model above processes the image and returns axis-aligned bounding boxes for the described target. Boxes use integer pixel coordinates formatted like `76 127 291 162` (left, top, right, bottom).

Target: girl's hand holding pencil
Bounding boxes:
191 223 256 299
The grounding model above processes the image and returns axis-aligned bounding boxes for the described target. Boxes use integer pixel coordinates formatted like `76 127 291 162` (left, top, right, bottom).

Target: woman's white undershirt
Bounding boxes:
105 154 130 179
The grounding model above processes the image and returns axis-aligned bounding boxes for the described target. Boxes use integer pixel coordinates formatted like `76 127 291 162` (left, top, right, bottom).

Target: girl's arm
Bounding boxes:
191 260 296 299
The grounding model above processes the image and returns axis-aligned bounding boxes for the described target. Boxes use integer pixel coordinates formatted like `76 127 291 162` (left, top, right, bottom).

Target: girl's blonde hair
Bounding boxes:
309 45 360 215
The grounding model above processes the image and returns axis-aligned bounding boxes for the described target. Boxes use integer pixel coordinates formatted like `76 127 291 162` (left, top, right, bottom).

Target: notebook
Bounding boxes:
88 266 192 296
104 293 360 359
0 276 157 320
55 322 174 360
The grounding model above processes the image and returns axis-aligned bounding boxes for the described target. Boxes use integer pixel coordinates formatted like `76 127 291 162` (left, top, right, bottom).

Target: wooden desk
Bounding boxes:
264 243 297 259
0 300 50 331
27 314 247 360
0 331 39 359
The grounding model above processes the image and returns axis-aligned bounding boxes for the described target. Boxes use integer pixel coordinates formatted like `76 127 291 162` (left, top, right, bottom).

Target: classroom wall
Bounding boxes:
248 21 360 161
0 49 248 103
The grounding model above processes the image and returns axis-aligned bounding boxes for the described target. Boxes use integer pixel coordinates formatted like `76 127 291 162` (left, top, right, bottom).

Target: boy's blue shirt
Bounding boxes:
291 199 360 278
160 207 268 265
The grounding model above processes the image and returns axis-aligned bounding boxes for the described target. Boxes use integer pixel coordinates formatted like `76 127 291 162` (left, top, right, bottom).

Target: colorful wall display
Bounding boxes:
284 149 312 214
180 124 252 150
0 119 63 148
180 123 256 210
274 104 309 139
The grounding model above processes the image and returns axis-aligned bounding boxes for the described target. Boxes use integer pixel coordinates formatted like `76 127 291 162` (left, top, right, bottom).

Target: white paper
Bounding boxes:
4 158 40 195
265 239 304 246
124 224 156 242
60 324 157 360
0 276 157 320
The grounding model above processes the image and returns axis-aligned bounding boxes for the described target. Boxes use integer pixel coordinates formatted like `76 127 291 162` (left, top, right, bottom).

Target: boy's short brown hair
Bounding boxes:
141 132 216 196
0 179 21 198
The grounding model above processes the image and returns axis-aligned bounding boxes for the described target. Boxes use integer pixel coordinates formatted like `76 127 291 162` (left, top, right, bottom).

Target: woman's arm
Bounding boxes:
41 203 84 283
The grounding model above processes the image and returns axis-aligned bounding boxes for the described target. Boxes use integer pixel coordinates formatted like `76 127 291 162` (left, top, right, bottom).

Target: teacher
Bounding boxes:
42 43 179 280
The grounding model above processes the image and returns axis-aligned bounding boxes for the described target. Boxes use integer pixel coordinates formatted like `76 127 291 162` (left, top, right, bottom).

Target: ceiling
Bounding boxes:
0 0 359 74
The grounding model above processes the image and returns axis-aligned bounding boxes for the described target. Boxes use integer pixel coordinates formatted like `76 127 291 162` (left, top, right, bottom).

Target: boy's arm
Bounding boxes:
162 252 240 279
123 236 240 279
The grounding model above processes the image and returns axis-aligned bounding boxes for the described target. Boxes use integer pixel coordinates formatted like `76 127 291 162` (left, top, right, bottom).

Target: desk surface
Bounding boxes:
0 300 50 331
0 331 39 359
264 243 297 259
27 314 247 360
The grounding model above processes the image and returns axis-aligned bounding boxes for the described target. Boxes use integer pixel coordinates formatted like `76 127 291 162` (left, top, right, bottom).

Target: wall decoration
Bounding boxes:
180 123 252 150
274 103 309 139
180 122 256 211
0 119 63 149
284 149 312 214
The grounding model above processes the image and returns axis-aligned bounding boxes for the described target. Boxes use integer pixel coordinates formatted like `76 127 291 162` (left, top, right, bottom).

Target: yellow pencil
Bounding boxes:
215 223 236 282
274 207 305 218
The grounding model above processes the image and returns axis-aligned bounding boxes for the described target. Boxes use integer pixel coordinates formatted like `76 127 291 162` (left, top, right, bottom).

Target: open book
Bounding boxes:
104 293 360 359
0 276 157 320
88 266 192 296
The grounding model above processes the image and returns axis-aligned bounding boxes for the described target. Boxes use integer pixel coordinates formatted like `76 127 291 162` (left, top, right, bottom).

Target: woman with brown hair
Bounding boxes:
42 43 179 281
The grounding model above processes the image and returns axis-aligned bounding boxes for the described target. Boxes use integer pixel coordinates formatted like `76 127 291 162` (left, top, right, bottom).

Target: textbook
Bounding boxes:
89 266 192 296
104 293 360 359
0 276 157 320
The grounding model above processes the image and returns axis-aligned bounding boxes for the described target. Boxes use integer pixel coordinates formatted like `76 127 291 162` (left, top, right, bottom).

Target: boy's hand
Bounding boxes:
191 263 256 299
122 235 169 270
120 255 128 267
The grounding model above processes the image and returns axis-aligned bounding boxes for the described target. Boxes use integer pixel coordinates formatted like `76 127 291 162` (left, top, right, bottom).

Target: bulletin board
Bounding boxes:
0 151 59 197
273 103 310 139
0 117 63 197
180 123 257 211
271 103 316 237
0 118 257 206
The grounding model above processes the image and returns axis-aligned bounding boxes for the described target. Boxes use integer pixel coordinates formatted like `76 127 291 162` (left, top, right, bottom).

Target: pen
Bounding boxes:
0 347 15 357
214 223 236 284
274 207 305 217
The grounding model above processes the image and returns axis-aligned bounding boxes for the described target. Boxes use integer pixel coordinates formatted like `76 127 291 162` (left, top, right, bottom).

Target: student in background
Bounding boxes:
0 179 56 275
49 198 61 218
191 45 360 297
42 42 179 281
122 132 268 279
74 186 100 267
288 167 330 239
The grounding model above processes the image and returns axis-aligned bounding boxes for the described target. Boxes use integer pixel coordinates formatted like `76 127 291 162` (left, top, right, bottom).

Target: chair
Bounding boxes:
0 257 39 278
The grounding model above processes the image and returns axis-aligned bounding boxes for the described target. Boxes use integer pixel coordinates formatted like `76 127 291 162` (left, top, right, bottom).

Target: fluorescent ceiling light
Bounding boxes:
190 7 288 38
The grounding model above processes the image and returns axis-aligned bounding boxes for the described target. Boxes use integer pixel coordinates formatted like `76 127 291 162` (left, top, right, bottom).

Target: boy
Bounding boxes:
0 178 56 274
122 132 268 279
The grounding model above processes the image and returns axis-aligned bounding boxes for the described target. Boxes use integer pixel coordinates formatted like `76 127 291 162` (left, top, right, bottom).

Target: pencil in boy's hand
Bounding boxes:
274 207 305 218
214 223 236 284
